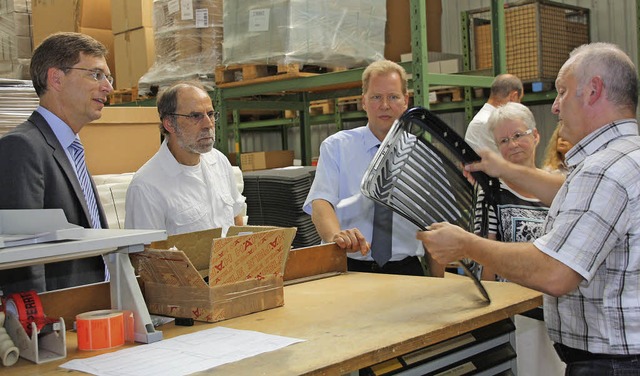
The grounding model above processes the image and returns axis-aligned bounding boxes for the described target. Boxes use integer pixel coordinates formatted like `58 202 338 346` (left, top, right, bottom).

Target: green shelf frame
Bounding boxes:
213 0 501 166
117 0 574 166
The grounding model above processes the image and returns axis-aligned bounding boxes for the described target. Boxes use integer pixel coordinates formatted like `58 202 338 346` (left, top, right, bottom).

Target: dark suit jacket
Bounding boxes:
0 111 107 294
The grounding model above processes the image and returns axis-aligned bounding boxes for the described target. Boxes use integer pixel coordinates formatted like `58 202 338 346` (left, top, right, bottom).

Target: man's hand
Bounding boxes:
416 222 473 265
465 149 509 178
333 228 370 256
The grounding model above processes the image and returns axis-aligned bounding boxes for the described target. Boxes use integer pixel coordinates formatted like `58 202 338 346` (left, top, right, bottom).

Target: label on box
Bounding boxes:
196 8 208 28
181 0 194 20
249 8 270 32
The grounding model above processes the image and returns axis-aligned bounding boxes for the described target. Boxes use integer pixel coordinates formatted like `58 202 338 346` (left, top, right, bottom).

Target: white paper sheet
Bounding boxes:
60 327 305 376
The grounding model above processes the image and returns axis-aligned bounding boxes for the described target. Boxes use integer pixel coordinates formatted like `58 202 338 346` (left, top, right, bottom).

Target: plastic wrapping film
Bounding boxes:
0 1 32 80
222 0 386 69
138 0 222 95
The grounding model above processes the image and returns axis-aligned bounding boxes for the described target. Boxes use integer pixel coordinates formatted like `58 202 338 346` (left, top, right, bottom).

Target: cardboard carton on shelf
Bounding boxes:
240 150 295 171
110 0 154 35
31 0 112 46
132 226 297 323
80 106 160 175
385 0 443 62
113 27 155 90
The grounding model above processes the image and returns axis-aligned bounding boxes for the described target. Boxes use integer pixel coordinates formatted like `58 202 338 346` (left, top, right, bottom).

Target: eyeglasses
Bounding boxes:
497 129 534 147
367 94 405 105
62 67 114 85
167 111 220 124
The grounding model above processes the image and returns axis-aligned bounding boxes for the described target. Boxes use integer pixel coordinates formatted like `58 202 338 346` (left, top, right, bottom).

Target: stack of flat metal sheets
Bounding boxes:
242 166 320 249
0 79 38 137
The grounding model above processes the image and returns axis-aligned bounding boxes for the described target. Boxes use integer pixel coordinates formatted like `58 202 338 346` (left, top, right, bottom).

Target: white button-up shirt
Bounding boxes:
125 140 245 236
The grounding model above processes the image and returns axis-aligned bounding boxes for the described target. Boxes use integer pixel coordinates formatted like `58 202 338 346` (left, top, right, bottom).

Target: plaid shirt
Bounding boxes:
534 119 640 355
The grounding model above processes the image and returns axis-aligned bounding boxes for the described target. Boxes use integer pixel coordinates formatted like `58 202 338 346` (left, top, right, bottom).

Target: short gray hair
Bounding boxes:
490 74 523 99
488 102 536 133
564 42 638 109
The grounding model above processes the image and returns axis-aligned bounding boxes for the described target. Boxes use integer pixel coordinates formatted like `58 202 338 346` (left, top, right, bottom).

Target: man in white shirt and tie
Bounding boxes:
303 60 444 277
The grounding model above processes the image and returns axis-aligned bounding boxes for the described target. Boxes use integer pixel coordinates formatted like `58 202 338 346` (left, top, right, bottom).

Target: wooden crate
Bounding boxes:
470 0 589 82
215 63 346 88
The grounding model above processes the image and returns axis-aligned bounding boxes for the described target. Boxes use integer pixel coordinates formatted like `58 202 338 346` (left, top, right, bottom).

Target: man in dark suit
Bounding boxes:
0 32 114 294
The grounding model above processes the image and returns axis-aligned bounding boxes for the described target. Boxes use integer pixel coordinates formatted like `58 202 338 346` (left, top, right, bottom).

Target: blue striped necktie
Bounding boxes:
69 139 101 229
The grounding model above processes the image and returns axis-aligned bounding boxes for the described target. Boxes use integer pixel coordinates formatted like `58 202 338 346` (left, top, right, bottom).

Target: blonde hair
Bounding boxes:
542 123 566 171
362 60 408 95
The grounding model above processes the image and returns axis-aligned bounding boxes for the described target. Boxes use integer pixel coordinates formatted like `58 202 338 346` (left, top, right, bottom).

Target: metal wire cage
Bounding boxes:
361 107 499 302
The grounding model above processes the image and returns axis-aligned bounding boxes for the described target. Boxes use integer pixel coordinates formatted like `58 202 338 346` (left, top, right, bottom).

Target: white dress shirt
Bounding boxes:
303 124 424 261
464 103 500 154
125 140 246 236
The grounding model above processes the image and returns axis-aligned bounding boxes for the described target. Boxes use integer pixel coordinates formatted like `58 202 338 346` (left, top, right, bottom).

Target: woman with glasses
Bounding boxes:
473 102 549 282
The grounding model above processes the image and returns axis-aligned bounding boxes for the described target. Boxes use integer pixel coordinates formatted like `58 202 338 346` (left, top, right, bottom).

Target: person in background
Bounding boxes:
542 121 574 175
303 60 443 277
473 102 548 281
419 42 640 374
0 32 113 294
465 74 524 154
125 81 245 236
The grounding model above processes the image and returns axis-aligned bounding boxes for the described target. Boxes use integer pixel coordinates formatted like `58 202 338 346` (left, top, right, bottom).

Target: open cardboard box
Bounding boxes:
131 226 296 323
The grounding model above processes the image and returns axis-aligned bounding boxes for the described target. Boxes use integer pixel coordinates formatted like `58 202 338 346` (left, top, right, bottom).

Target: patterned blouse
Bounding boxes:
473 180 549 281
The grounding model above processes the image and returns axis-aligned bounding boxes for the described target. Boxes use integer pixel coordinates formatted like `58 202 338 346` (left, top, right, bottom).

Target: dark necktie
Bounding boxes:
371 202 393 267
370 143 393 266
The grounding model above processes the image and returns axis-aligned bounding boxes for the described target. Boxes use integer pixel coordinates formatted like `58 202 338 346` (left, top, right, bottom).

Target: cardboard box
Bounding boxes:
113 27 155 89
111 0 153 35
385 0 442 62
80 106 161 175
240 150 295 171
31 0 112 47
80 0 111 29
133 226 297 322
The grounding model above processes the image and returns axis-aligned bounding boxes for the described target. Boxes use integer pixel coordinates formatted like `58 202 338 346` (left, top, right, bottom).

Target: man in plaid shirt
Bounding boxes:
418 42 640 374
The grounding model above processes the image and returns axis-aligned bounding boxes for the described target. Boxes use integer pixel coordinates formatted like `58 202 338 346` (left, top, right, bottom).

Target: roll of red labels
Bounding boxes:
76 310 134 351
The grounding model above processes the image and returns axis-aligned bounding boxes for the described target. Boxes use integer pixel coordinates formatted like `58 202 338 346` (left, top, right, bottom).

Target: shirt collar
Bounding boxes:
365 123 385 151
158 139 217 177
36 106 78 148
565 119 639 168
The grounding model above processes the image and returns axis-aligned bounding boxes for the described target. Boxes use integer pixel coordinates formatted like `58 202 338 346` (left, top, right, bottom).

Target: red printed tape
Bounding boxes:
5 290 55 337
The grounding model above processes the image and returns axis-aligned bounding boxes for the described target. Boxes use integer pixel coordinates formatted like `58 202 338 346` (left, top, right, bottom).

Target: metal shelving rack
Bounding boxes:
213 0 499 166
123 0 572 165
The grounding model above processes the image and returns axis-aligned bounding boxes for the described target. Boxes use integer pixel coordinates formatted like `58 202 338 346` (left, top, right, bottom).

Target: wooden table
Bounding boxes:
5 272 542 375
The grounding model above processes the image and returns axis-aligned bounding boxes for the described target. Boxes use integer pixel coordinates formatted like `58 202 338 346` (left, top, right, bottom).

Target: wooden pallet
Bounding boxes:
108 87 139 105
428 86 463 104
309 99 335 116
337 95 363 112
215 63 347 88
284 95 363 119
